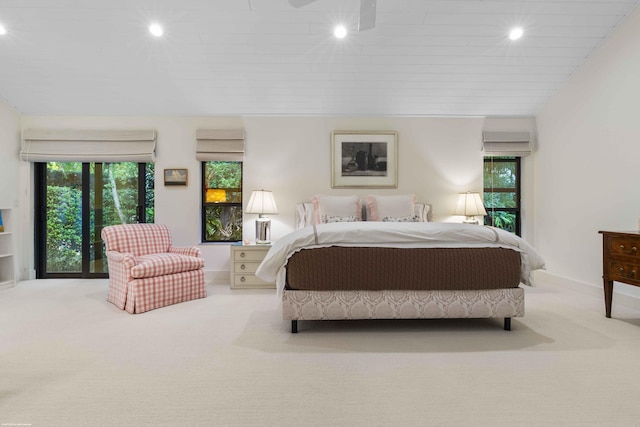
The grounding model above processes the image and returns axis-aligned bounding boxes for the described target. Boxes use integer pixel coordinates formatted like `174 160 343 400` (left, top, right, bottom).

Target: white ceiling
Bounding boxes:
0 0 638 117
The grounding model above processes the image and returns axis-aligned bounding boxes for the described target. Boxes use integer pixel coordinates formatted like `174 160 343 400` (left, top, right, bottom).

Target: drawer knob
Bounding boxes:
618 267 637 277
240 264 246 270
620 245 625 250
633 247 638 253
240 252 246 258
240 276 246 282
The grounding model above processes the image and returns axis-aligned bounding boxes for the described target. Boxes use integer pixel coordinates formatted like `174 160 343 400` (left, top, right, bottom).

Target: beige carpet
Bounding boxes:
2 278 640 426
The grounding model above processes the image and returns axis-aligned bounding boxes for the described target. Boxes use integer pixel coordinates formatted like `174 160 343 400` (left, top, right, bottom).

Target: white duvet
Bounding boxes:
255 221 546 293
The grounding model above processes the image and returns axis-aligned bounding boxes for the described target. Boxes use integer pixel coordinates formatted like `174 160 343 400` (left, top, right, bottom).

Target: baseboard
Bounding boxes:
533 270 640 312
205 269 230 286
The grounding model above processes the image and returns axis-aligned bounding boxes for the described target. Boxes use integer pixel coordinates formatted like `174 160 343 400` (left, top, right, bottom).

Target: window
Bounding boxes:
202 161 243 242
34 161 154 278
483 157 521 235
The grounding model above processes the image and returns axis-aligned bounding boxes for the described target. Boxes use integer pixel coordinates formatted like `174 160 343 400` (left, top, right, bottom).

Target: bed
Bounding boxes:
255 195 545 333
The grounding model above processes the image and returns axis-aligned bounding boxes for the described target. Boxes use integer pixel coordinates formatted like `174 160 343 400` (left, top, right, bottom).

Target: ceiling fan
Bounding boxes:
289 0 377 32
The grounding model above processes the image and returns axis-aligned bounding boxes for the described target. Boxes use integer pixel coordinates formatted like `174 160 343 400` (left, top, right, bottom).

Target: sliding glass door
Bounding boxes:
35 162 154 278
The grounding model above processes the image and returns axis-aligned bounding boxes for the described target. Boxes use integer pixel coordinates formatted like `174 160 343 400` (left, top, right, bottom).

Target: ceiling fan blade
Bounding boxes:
358 0 377 31
289 0 319 7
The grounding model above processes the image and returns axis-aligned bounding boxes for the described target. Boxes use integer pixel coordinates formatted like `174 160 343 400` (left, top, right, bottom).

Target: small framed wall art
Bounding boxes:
164 168 188 186
331 130 398 188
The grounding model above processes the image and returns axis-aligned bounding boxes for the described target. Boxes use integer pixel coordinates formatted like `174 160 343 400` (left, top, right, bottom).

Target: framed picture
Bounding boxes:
331 130 398 188
164 168 188 186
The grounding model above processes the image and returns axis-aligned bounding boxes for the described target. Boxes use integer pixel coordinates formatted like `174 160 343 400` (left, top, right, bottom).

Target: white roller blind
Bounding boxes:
482 131 531 157
20 129 157 162
196 128 245 161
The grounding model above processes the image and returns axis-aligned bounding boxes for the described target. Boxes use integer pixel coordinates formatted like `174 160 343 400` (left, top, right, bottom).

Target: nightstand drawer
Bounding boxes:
232 274 272 287
234 249 269 262
234 261 261 274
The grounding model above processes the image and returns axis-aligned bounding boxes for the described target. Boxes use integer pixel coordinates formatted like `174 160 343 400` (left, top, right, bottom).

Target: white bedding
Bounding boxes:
255 222 545 293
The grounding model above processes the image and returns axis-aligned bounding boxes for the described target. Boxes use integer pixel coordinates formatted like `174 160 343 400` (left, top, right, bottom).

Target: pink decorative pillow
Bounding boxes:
366 194 417 221
311 195 361 224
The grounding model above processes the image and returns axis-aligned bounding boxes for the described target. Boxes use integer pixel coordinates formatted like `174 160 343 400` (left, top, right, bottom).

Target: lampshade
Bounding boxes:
454 192 487 224
246 190 278 215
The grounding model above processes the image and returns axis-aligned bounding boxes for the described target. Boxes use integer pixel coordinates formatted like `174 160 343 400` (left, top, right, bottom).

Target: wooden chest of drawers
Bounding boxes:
599 230 640 317
229 244 275 289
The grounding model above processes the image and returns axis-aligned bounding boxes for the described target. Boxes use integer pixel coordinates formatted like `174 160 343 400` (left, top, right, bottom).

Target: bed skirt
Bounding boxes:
282 287 524 331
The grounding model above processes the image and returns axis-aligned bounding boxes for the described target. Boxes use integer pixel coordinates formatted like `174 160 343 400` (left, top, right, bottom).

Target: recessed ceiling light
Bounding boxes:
334 25 348 39
0 24 7 36
509 27 524 41
149 23 164 37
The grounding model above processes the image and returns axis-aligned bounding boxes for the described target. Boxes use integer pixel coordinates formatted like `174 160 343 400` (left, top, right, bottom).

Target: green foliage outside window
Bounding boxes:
483 157 520 235
203 161 242 242
45 162 154 273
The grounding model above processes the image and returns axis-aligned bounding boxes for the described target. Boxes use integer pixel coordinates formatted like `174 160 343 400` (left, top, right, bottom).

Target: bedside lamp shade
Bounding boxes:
454 192 487 225
246 190 278 244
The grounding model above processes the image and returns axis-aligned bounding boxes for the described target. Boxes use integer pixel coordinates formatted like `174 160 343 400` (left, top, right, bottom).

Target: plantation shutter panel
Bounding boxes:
20 129 157 162
195 128 245 161
482 131 531 157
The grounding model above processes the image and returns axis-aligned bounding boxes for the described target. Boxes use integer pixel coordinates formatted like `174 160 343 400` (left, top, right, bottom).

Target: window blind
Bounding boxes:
195 128 245 162
482 131 531 157
20 129 157 162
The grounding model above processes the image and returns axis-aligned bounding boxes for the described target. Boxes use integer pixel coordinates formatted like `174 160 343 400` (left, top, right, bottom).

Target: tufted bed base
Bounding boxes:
282 246 525 333
283 288 524 332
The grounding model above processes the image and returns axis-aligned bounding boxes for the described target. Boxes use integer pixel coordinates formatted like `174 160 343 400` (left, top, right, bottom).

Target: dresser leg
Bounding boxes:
604 279 613 318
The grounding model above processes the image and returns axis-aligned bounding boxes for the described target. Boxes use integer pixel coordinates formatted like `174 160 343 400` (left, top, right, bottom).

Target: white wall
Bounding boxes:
536 6 640 296
0 98 20 207
16 114 536 281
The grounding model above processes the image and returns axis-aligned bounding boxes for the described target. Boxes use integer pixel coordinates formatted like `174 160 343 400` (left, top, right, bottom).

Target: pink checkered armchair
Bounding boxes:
101 223 206 313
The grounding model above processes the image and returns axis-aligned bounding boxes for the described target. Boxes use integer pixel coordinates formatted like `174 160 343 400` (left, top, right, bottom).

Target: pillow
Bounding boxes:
312 195 361 224
324 215 360 223
414 204 431 222
382 215 420 222
295 202 316 229
366 194 417 221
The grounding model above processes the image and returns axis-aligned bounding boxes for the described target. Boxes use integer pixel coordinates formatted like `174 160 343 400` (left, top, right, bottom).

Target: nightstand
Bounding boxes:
230 244 275 289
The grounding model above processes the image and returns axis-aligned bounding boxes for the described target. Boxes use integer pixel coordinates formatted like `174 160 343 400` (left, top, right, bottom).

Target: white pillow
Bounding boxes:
414 204 431 222
366 194 417 221
295 202 316 229
312 195 361 224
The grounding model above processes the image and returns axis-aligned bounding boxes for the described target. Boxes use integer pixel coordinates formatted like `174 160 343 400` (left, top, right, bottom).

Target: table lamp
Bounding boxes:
246 190 278 244
454 192 487 225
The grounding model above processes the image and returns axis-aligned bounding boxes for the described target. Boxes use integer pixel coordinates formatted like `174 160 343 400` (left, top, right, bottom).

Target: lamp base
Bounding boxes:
255 216 271 244
463 216 480 225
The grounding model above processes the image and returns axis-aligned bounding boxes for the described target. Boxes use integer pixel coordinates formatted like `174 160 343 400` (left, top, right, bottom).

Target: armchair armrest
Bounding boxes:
168 246 202 258
105 250 136 268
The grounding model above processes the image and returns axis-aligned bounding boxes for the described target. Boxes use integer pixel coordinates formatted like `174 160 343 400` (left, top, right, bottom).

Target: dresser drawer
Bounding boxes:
608 261 640 283
609 237 640 258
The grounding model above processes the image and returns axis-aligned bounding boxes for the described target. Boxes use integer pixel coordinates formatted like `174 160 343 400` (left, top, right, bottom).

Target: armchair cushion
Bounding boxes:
131 253 205 279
